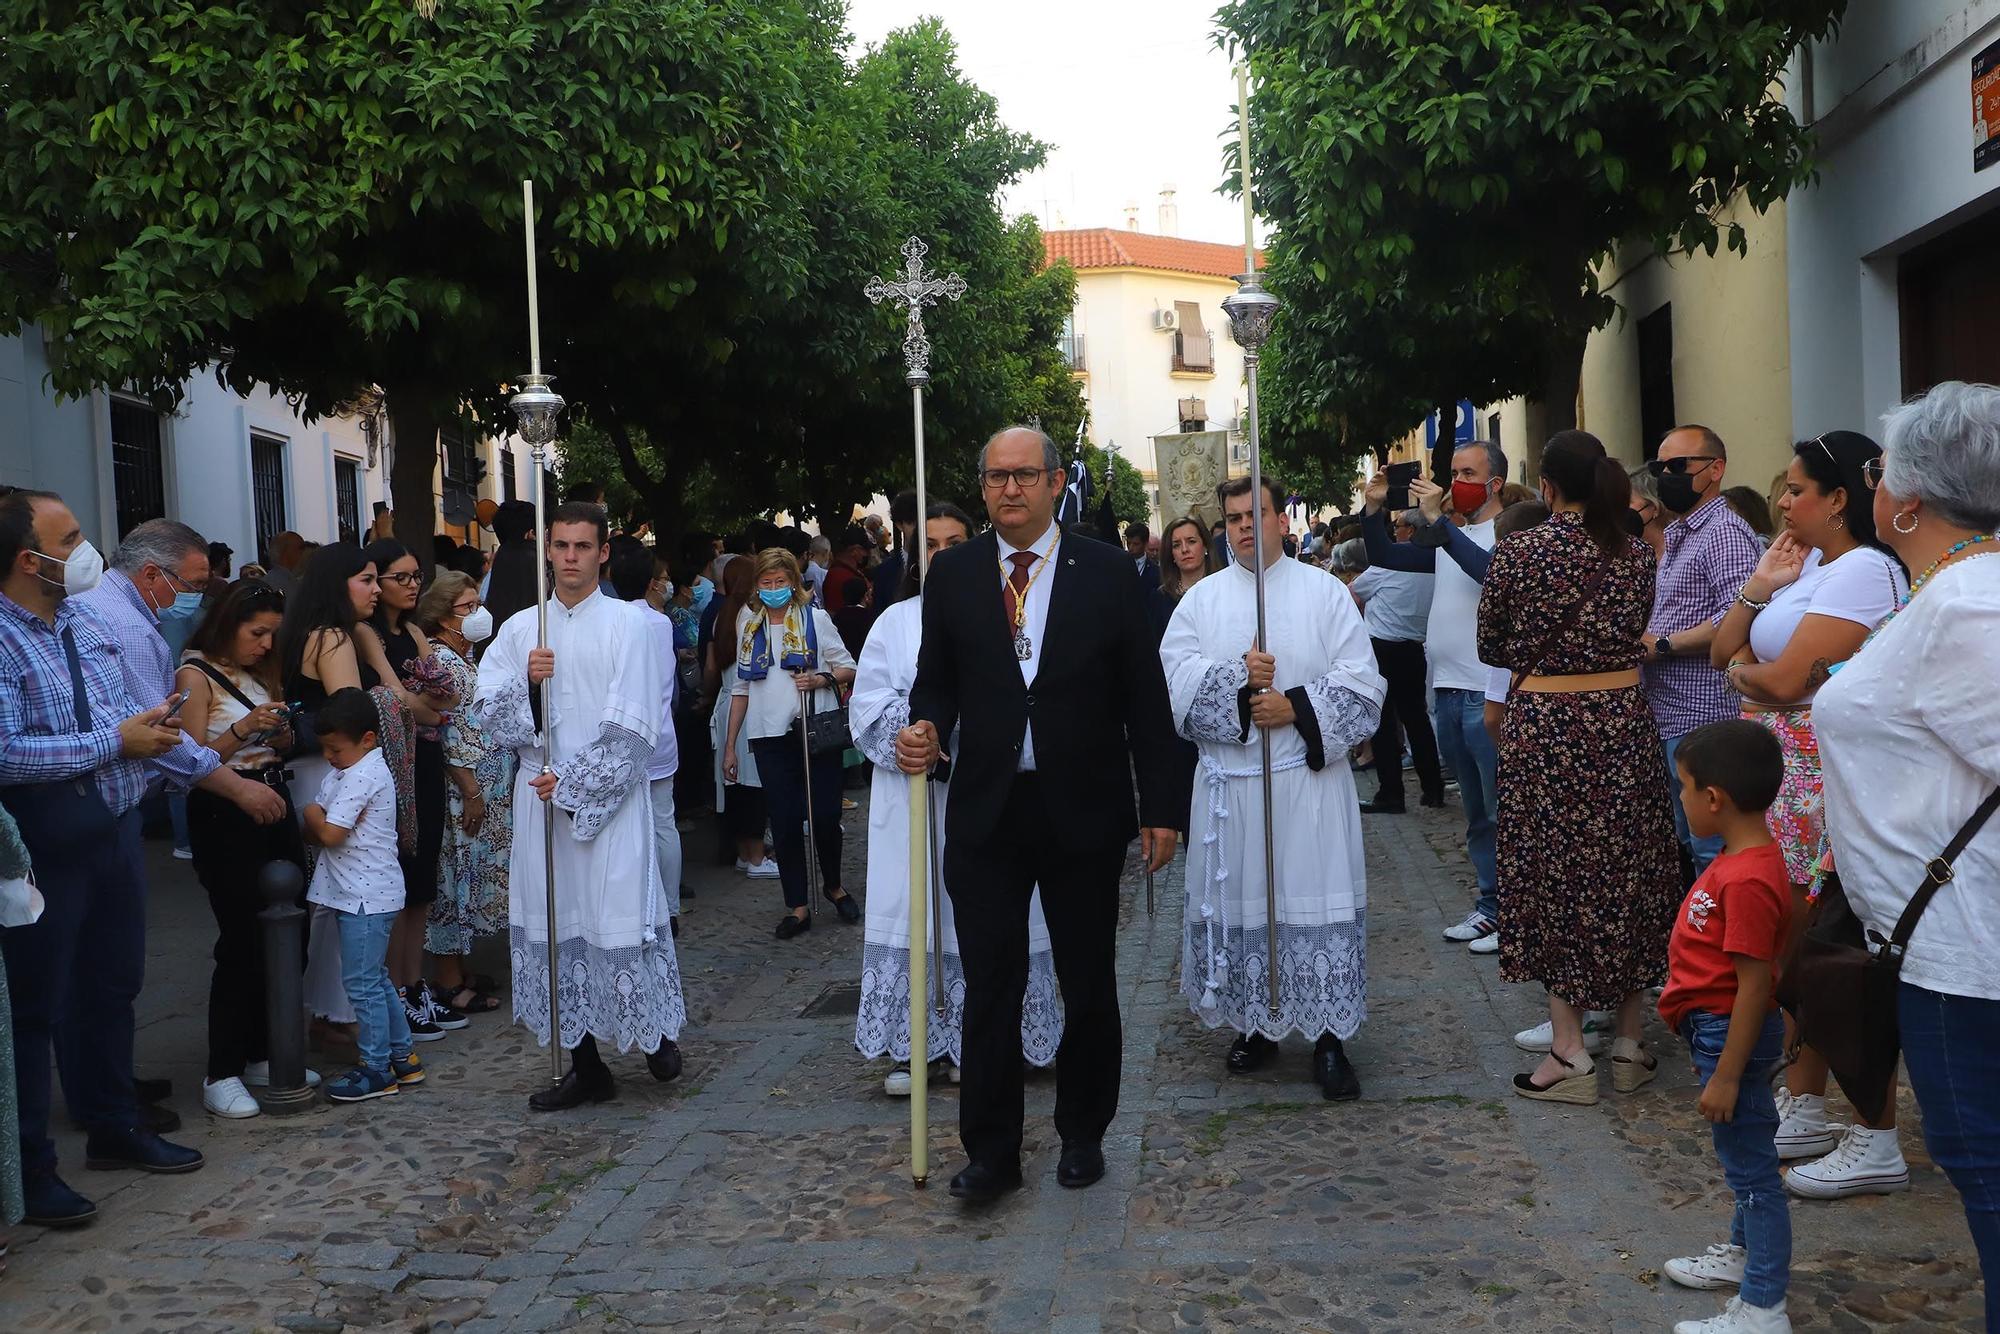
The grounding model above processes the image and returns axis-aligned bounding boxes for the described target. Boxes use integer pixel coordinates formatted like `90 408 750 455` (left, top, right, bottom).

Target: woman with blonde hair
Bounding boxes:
723 549 860 938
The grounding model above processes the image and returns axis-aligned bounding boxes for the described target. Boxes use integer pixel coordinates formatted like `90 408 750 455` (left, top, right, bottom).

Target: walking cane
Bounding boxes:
1221 69 1285 1021
798 677 818 921
510 179 566 1085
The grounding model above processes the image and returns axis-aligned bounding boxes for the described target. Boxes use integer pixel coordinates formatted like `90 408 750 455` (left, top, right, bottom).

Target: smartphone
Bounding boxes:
160 690 188 723
1384 461 1422 514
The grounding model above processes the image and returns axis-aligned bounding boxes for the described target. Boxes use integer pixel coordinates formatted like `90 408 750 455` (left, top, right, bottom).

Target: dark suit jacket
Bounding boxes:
910 527 1184 853
1134 557 1161 591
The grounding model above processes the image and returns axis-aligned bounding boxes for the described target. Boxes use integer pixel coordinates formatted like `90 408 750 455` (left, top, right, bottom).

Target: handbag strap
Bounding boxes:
186 657 261 715
1511 555 1614 693
1879 786 2000 960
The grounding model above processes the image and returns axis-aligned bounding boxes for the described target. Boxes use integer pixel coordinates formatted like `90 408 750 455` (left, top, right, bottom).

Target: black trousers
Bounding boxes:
749 733 844 910
188 780 307 1081
1369 637 1444 805
945 773 1125 1167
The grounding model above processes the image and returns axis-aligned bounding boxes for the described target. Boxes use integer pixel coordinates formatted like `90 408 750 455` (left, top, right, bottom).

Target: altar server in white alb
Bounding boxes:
849 502 1063 1094
1161 475 1385 1100
473 501 687 1112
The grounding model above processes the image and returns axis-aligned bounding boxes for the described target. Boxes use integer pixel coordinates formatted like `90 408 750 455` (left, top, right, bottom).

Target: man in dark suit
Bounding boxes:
1124 520 1160 591
897 426 1182 1203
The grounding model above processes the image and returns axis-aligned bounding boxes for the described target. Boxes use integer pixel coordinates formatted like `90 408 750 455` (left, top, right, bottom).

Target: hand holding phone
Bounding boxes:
160 690 188 723
1384 461 1422 514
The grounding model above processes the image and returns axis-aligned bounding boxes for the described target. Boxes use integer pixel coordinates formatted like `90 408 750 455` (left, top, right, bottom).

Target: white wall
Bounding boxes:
1787 3 2000 437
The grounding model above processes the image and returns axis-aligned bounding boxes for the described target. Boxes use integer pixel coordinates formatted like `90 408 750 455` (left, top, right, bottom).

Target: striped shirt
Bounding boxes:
0 592 160 815
1644 496 1764 739
75 569 219 790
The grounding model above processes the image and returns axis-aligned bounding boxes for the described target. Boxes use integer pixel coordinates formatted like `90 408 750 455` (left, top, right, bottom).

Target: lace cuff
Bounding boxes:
1183 657 1251 743
1296 678 1379 770
856 696 910 771
478 673 539 750
552 722 650 842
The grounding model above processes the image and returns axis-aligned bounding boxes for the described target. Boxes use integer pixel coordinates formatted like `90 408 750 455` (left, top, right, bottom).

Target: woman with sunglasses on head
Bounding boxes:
175 581 313 1119
1706 433 1911 1211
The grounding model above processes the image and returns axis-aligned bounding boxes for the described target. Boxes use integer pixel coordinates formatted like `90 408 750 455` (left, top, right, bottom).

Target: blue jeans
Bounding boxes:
335 907 409 1074
1684 1009 1789 1309
1662 734 1725 877
168 790 190 850
1432 687 1498 921
1898 981 2000 1330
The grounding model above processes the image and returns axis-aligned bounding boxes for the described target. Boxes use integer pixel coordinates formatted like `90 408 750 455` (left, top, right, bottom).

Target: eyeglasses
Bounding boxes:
980 468 1048 490
1862 457 1884 491
450 601 479 618
380 571 422 587
1645 456 1722 477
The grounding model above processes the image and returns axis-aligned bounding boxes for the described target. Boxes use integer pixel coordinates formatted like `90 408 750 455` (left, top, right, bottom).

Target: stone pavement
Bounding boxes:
0 791 1983 1332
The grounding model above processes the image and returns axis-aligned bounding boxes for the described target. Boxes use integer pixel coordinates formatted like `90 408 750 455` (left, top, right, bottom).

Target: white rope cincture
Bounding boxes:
1196 749 1307 1017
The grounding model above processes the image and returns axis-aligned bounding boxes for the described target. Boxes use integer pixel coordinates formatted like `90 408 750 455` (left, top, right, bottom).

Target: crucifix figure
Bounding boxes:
865 236 967 387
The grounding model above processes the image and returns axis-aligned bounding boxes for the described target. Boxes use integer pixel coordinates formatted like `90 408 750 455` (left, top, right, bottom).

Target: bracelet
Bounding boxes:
228 723 245 741
1737 591 1771 611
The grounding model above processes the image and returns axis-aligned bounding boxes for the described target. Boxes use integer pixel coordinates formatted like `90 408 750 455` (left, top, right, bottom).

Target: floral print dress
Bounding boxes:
1477 512 1682 1010
427 646 512 956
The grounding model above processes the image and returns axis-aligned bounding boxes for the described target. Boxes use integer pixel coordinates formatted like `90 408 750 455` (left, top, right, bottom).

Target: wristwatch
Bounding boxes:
1653 636 1673 658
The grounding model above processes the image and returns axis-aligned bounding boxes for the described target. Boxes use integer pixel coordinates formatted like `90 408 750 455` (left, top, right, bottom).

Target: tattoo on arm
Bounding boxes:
1806 658 1833 688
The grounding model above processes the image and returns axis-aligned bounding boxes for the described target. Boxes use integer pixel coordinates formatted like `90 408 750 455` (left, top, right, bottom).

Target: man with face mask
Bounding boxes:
1642 425 1764 878
0 492 227 1228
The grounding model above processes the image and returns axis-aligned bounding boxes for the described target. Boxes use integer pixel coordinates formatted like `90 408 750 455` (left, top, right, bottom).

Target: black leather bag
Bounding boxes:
800 687 851 757
1776 788 1999 1124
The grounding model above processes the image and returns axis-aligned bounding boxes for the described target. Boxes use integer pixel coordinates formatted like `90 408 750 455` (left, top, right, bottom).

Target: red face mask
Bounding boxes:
1451 479 1492 516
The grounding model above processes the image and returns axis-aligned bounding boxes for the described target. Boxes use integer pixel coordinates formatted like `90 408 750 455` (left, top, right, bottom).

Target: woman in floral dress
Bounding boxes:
416 572 511 1014
1478 431 1682 1106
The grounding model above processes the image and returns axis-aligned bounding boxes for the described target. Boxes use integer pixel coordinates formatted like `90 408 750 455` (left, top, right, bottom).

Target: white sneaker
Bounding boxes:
1467 932 1500 955
172 846 194 861
1773 1091 1842 1160
1664 1242 1745 1290
1674 1295 1791 1333
202 1076 261 1119
1442 910 1495 942
739 858 780 879
242 1060 322 1088
1784 1125 1909 1198
1513 1013 1611 1054
883 1064 912 1097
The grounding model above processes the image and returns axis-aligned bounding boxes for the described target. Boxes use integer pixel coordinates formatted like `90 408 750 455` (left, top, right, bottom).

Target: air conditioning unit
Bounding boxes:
1151 308 1178 332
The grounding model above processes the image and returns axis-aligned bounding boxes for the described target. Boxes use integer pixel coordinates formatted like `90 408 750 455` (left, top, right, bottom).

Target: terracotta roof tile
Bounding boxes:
1042 228 1262 280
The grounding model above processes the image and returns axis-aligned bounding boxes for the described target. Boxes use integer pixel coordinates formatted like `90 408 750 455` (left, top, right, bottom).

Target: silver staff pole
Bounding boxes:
510 178 567 1084
1222 68 1285 1020
867 236 966 1187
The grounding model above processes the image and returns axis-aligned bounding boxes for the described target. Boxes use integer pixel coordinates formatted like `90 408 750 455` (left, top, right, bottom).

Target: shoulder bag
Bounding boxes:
795 610 851 757
1776 787 2000 1124
1508 555 1615 694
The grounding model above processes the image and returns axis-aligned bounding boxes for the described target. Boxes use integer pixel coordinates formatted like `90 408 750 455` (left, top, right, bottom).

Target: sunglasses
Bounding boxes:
1862 457 1884 491
1645 455 1722 477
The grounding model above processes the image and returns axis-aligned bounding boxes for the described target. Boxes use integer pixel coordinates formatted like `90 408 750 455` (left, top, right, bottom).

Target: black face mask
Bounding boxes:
1656 472 1702 514
1621 509 1646 538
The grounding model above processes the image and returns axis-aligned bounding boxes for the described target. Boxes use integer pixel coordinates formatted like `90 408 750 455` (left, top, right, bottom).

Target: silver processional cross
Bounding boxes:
864 237 966 386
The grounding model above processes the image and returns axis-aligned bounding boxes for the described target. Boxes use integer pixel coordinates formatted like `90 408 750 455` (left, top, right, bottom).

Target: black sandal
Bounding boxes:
446 987 502 1015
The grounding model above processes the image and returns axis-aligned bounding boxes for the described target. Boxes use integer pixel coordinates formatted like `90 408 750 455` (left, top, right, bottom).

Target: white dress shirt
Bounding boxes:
997 523 1061 771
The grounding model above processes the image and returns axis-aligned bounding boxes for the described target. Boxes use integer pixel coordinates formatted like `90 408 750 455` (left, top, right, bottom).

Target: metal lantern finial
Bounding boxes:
1221 274 1281 352
509 373 565 460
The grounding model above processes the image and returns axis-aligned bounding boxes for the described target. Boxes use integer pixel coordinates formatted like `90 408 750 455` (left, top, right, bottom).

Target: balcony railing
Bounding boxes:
1172 331 1215 374
1061 333 1087 371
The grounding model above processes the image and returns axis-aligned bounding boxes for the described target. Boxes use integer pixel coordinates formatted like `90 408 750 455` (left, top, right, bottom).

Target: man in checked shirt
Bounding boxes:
1641 427 1766 882
0 490 260 1228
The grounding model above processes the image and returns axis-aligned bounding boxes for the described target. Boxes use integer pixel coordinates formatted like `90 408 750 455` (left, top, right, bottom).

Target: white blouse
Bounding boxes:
1816 555 2000 1000
729 605 855 742
1745 545 1906 691
181 652 280 770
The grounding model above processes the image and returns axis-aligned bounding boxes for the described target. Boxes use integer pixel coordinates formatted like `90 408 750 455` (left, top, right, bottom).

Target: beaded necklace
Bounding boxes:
1860 533 1997 650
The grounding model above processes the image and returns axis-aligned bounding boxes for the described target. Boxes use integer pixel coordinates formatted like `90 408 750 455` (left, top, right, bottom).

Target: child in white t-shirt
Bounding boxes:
302 689 415 1103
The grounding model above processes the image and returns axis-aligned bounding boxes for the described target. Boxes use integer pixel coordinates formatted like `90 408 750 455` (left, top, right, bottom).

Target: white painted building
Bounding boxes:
1 324 535 562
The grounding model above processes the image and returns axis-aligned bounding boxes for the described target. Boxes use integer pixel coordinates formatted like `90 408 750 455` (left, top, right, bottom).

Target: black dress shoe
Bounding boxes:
22 1173 96 1228
133 1076 172 1105
775 912 812 940
1419 790 1447 809
1314 1036 1361 1102
1226 1032 1278 1075
527 1067 616 1112
829 891 862 924
140 1101 182 1135
1057 1141 1105 1189
946 1160 1023 1203
1358 798 1407 815
83 1127 205 1174
646 1040 684 1083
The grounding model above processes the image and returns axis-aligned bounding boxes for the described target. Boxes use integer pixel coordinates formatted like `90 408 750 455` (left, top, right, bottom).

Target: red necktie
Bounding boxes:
1002 551 1036 629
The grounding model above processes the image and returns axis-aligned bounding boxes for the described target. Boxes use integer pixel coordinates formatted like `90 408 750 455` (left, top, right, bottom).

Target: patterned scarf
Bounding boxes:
737 602 816 681
369 685 418 858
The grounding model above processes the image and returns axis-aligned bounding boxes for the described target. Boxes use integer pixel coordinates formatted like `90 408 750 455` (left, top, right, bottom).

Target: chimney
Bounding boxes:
1157 185 1178 237
1123 200 1140 230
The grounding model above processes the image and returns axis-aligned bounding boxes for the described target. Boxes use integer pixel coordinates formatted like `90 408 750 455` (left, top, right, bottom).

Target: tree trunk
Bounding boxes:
385 395 441 574
606 421 679 542
1529 327 1586 480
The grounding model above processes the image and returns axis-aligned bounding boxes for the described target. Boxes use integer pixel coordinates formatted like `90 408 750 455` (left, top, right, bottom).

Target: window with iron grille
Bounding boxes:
501 446 518 501
109 399 166 541
335 457 361 543
250 434 288 566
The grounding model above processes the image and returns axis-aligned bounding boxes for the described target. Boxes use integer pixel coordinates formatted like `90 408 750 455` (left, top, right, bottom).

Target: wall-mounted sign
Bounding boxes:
1977 35 2000 172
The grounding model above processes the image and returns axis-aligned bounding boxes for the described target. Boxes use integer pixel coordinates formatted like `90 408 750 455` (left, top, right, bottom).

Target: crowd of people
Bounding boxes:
0 381 1994 1333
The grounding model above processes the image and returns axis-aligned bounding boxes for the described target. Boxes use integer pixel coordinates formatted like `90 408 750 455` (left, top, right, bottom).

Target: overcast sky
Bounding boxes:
842 0 1256 247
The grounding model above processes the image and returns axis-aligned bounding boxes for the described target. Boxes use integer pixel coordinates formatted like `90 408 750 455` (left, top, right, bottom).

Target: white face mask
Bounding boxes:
460 606 495 643
32 540 104 598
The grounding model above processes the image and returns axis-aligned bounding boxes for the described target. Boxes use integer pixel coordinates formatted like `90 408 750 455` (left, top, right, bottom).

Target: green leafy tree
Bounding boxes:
0 0 822 567
1221 0 1847 467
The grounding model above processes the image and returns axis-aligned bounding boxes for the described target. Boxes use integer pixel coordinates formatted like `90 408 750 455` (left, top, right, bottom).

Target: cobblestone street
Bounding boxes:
0 796 1983 1332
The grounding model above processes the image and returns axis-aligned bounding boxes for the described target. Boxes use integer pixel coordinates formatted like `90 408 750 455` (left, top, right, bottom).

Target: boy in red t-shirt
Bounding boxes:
1657 719 1794 1334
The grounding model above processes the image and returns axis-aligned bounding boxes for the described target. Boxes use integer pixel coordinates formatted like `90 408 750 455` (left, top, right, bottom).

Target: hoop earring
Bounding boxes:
1892 511 1919 535
1829 514 1846 529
